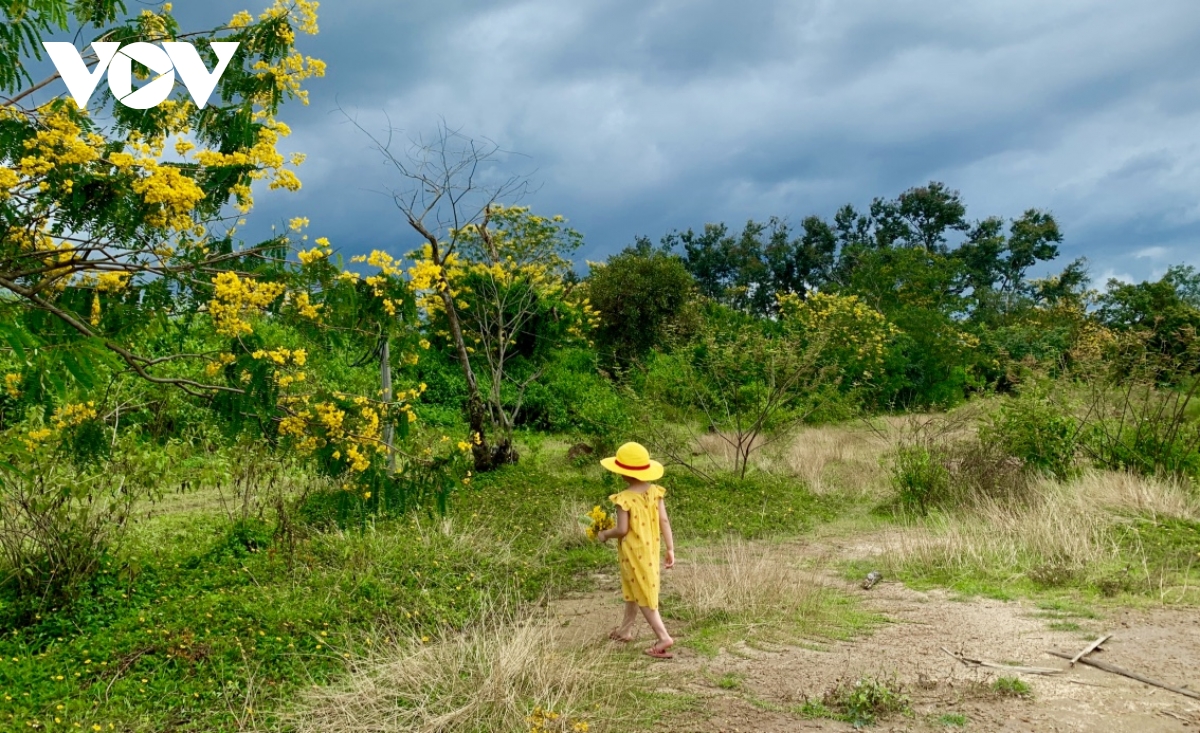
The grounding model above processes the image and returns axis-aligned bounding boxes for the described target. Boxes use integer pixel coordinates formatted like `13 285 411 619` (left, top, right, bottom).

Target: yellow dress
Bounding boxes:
610 484 666 610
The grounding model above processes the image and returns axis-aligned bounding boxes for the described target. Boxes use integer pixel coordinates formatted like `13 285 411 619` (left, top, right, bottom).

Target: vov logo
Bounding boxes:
41 42 239 110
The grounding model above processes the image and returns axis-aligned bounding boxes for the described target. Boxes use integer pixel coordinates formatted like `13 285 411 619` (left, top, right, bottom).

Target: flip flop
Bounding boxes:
644 645 674 659
608 630 633 643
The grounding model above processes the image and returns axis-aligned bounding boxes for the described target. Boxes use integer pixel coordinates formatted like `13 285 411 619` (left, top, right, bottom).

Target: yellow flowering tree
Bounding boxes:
0 0 324 396
777 291 899 388
410 205 595 462
354 121 594 470
0 2 454 601
0 1 407 468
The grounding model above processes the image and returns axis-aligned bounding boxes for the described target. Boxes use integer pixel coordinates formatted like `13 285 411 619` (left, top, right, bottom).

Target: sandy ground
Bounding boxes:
547 537 1200 733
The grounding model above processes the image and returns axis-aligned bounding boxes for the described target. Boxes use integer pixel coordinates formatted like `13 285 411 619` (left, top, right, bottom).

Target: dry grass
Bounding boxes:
876 469 1200 598
1077 470 1200 520
669 538 842 638
282 599 639 733
777 424 891 496
693 431 766 469
542 497 591 553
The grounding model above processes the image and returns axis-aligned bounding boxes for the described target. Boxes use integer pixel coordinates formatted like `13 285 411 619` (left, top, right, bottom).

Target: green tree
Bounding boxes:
839 247 981 407
585 238 696 364
665 217 836 316
1096 270 1200 360
433 204 594 459
955 209 1068 321
867 181 969 252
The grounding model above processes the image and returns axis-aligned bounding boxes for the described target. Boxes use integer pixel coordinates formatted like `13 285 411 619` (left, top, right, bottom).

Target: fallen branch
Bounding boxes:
940 647 1064 675
1069 634 1111 666
104 646 156 700
1046 651 1200 700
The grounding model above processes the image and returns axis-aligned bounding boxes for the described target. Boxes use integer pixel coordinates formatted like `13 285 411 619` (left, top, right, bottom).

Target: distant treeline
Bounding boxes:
582 181 1200 409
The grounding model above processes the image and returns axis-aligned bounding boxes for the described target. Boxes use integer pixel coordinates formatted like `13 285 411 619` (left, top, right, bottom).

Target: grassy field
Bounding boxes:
3 413 1198 731
0 433 844 731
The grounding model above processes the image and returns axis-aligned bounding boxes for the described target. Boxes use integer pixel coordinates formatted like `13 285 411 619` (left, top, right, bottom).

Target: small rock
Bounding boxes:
566 443 594 460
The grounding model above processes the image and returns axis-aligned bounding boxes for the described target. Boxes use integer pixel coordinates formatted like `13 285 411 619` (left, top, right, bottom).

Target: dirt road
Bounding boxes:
549 535 1200 732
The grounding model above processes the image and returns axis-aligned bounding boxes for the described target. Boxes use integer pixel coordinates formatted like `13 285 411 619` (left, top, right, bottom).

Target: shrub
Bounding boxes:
0 453 148 612
889 444 952 515
207 518 274 560
817 676 911 727
414 352 471 426
981 395 1078 480
1083 423 1200 480
585 241 698 365
1071 328 1200 479
942 437 1032 506
516 349 631 452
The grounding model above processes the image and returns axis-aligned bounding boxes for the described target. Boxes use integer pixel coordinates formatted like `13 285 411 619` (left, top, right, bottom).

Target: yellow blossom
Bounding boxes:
3 373 20 399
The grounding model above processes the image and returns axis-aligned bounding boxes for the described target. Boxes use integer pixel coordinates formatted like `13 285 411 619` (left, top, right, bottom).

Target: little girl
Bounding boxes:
595 442 676 659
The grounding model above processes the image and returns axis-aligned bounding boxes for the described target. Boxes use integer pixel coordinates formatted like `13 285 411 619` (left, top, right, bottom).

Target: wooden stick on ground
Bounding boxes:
1069 634 1112 666
1046 651 1200 700
940 647 1065 675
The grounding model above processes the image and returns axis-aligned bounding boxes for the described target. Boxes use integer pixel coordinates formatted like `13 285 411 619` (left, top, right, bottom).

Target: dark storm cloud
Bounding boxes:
164 0 1200 282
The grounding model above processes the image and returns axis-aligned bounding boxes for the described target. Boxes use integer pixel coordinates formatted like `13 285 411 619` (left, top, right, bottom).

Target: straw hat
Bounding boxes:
600 442 664 481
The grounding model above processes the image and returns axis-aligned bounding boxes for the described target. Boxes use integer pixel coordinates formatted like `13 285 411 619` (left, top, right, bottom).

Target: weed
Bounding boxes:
715 672 744 690
874 469 1200 601
808 675 911 727
982 395 1078 481
0 450 849 730
284 601 631 733
938 712 968 727
665 539 879 653
991 676 1032 698
797 698 833 719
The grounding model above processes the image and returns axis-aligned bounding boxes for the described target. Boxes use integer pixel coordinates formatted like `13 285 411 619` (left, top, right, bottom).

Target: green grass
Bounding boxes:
991 676 1032 698
846 510 1200 607
715 672 744 690
1116 516 1200 568
0 451 842 731
938 712 968 727
0 514 609 731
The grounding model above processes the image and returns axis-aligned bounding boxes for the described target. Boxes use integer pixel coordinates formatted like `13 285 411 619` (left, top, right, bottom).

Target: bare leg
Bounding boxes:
609 601 638 641
639 606 674 655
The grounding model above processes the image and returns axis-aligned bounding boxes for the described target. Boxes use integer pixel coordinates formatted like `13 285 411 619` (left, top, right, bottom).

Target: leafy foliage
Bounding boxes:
889 444 951 516
806 675 911 727
585 238 697 364
1073 330 1200 479
982 394 1079 480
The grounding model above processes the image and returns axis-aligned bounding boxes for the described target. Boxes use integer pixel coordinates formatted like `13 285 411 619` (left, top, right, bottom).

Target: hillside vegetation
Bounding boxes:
3 2 1200 731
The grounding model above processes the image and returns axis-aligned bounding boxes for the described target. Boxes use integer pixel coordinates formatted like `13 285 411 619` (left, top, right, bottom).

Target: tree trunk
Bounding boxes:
436 279 518 472
380 337 396 475
404 212 518 473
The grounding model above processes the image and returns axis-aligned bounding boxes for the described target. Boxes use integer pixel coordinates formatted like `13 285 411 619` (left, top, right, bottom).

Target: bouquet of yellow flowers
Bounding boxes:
583 505 614 540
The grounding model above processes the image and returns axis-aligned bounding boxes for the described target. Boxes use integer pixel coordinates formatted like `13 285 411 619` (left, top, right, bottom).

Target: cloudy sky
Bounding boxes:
141 1 1200 283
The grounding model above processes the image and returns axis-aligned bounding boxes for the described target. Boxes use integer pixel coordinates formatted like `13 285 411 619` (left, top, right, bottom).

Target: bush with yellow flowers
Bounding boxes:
777 291 899 387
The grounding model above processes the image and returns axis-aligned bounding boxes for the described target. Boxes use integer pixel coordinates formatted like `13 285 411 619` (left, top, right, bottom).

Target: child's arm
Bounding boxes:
597 507 628 543
658 498 675 568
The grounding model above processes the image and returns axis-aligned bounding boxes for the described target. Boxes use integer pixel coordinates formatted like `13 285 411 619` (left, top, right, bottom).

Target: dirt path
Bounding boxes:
548 534 1200 732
